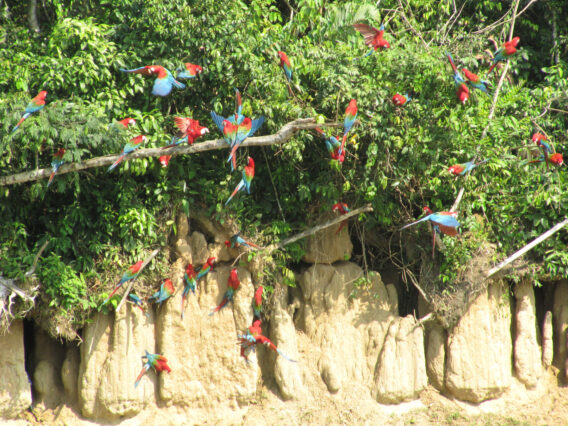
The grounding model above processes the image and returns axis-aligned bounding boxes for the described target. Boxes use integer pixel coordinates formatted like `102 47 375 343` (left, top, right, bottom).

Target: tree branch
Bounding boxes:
0 118 339 187
27 0 40 33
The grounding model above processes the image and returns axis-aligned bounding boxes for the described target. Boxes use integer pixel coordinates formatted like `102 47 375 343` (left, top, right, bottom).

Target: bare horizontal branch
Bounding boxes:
0 118 339 187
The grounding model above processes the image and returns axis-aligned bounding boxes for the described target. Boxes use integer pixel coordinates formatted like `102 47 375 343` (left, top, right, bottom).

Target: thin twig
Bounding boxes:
116 248 160 312
473 0 536 34
25 240 49 277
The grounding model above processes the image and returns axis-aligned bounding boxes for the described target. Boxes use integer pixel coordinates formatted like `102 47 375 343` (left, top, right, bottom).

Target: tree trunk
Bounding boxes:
28 0 40 34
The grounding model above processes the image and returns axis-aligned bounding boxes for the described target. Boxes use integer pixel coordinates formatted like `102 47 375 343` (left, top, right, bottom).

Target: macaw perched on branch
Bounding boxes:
225 157 255 206
110 118 136 130
446 52 469 104
47 148 65 187
102 260 144 306
533 132 553 170
108 135 147 172
162 117 209 148
340 99 358 154
448 159 489 176
134 351 171 388
227 116 265 171
392 93 411 106
225 234 259 250
209 268 240 316
253 286 263 319
210 89 246 133
221 119 239 148
462 69 490 93
177 63 203 79
488 37 520 75
147 279 175 306
315 127 344 163
352 23 390 59
181 263 197 319
277 51 292 82
127 293 146 314
238 320 296 363
526 153 564 167
196 257 216 281
399 207 460 259
120 65 185 96
12 90 47 132
332 202 351 234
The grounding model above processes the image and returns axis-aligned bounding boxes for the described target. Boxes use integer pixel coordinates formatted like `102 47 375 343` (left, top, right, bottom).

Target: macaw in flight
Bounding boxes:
108 135 147 172
210 89 246 134
448 159 489 176
392 93 411 106
196 257 216 281
488 37 520 75
163 117 209 148
239 320 296 363
225 234 259 250
253 285 263 319
446 52 469 104
181 263 197 319
332 202 351 234
110 118 136 131
462 69 490 93
399 207 460 259
177 63 203 79
102 260 144 306
315 127 344 163
12 90 47 132
127 293 146 314
47 148 65 187
533 132 553 170
225 157 255 206
526 153 564 167
147 279 175 306
353 23 390 59
120 65 185 96
277 51 292 82
134 351 171 388
209 268 240 315
227 116 265 171
340 99 358 154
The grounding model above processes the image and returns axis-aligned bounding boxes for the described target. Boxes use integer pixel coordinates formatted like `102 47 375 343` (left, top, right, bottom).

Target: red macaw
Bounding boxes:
315 127 344 163
12 90 47 132
120 65 185 96
225 234 259 249
227 116 265 171
147 279 175 306
209 268 240 315
462 69 490 93
400 207 460 259
221 119 238 147
340 99 358 154
196 257 216 281
353 23 390 58
239 320 296 363
163 117 209 148
102 260 144 306
110 117 136 130
127 293 146 314
47 148 65 187
181 263 197 319
253 285 263 319
488 37 520 74
107 135 147 172
277 51 292 82
177 63 203 79
527 153 564 167
159 155 171 167
225 157 255 206
332 202 351 233
392 93 411 106
448 159 489 176
210 89 246 133
446 52 469 104
533 133 553 170
134 351 171 388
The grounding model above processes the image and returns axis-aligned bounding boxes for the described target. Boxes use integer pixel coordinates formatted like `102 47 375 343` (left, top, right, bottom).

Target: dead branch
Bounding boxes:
0 118 339 187
25 240 49 278
116 248 160 312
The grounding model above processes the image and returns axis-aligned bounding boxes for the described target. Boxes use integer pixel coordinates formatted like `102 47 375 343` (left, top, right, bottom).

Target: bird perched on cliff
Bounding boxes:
446 52 469 104
181 264 197 319
147 279 175 306
12 90 47 132
253 286 263 319
120 65 185 96
225 234 259 250
226 157 255 206
177 62 203 79
488 37 520 75
332 202 351 233
399 207 460 259
162 117 209 148
448 159 489 176
102 260 144 306
134 351 171 387
107 135 147 172
210 268 240 316
239 320 296 363
127 293 146 314
47 148 66 187
353 23 390 59
196 257 216 281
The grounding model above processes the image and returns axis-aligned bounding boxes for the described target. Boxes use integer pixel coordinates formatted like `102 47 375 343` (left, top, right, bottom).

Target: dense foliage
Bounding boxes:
1 0 567 334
